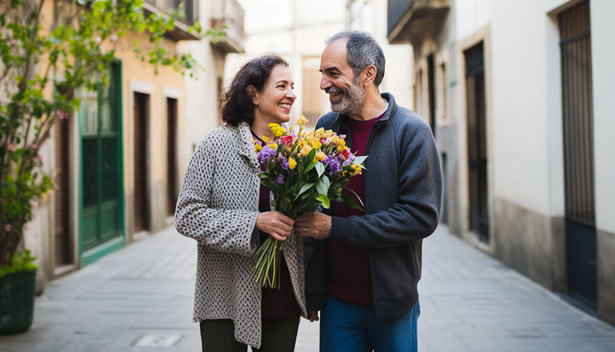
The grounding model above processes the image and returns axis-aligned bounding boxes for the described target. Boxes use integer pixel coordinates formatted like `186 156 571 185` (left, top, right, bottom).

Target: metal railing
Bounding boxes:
210 0 245 52
145 0 199 26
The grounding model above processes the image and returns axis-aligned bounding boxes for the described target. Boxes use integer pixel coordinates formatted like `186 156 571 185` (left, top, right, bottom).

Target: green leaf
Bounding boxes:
316 175 330 196
304 148 317 166
315 194 330 209
296 183 314 199
304 162 316 174
353 155 368 165
341 192 364 212
315 162 325 177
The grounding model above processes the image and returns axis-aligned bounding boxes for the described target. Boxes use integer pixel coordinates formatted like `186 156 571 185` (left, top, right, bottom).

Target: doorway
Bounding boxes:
464 42 489 243
79 63 123 253
54 117 71 267
427 54 436 136
559 0 596 308
133 92 150 233
166 97 178 217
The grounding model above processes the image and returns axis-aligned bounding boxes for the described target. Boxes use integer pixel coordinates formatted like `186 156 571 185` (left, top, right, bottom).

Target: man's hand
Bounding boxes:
306 311 319 322
255 211 294 241
294 212 331 240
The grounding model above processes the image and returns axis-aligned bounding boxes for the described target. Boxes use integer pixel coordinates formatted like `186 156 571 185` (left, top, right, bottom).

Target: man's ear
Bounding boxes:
362 65 377 86
247 85 259 105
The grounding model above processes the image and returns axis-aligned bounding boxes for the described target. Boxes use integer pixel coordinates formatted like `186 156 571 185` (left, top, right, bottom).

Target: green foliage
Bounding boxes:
0 0 219 268
0 249 37 279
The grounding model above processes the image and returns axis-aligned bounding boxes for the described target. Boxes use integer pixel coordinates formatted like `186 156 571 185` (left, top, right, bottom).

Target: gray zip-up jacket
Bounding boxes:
175 122 307 348
305 92 442 320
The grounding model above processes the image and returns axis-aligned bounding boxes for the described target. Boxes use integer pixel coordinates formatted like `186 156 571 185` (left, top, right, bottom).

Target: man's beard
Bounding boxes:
326 78 365 114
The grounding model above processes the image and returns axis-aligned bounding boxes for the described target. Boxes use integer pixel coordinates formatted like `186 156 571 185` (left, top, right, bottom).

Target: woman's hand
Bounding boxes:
255 211 294 241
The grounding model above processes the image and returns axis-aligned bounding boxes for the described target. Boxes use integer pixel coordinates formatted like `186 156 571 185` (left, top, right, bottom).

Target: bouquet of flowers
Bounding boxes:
253 116 366 288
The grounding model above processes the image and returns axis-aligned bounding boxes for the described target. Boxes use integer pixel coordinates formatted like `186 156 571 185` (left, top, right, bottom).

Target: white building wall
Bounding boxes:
455 0 493 41
591 0 615 234
454 0 570 216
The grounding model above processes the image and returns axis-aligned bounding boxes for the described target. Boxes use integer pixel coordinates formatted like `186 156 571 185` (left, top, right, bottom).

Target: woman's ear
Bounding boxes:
247 85 259 106
362 65 377 86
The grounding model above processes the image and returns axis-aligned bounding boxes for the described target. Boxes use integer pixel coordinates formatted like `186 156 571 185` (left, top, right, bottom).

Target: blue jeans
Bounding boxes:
320 295 420 352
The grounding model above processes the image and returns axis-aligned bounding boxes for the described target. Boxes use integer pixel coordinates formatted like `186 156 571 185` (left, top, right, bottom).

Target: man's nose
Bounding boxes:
320 76 332 91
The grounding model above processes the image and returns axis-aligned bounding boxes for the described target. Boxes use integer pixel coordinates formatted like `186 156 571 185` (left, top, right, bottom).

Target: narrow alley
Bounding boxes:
1 225 613 351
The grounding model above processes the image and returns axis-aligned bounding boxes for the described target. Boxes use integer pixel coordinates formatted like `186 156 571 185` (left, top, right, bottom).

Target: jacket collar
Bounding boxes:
234 122 260 171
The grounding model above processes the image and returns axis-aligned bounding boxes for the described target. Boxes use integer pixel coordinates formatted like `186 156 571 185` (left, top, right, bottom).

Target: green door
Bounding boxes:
79 62 125 265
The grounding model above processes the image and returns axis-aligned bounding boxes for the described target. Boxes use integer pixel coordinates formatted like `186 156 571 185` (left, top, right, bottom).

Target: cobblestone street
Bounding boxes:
0 225 614 351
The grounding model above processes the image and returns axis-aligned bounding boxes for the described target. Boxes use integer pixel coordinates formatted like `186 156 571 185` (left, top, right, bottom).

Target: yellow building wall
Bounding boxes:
113 32 186 192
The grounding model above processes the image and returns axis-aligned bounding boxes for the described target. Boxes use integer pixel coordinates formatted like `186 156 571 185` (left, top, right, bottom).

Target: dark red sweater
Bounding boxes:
326 110 385 305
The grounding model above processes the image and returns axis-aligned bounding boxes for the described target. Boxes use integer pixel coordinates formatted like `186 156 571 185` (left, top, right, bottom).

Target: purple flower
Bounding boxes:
342 153 356 166
276 174 285 184
258 145 276 164
279 156 289 170
324 155 342 174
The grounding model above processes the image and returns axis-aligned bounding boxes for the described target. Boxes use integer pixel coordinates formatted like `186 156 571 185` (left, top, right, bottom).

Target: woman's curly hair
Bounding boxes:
220 55 288 126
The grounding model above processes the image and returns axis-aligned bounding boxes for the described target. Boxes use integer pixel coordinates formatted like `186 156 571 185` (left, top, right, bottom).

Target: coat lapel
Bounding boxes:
235 122 260 171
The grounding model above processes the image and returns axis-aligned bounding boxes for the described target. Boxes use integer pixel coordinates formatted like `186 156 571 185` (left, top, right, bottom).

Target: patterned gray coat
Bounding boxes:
174 122 307 348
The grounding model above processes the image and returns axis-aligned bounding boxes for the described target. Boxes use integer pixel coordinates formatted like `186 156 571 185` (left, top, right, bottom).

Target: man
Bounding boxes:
294 31 442 351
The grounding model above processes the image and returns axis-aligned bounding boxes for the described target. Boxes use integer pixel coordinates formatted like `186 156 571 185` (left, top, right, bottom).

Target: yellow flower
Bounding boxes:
297 115 309 127
261 135 269 143
314 151 326 163
268 143 278 150
254 143 263 152
268 123 286 137
299 144 313 157
288 157 297 169
336 138 346 151
307 136 322 150
350 164 362 176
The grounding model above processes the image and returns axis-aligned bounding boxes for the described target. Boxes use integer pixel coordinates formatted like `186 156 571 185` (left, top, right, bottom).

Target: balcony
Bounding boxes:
144 0 200 41
209 0 245 54
387 0 449 46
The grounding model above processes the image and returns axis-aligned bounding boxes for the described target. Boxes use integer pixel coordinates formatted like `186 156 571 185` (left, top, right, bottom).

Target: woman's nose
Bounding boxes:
286 89 296 100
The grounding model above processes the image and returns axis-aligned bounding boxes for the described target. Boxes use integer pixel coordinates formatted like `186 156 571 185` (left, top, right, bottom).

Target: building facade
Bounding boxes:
387 0 615 325
22 0 242 291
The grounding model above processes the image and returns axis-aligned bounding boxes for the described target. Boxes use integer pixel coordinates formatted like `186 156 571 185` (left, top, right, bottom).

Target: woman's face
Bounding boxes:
254 64 296 124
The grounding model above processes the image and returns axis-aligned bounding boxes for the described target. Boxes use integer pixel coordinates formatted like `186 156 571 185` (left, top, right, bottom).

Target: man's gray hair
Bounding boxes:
326 31 385 87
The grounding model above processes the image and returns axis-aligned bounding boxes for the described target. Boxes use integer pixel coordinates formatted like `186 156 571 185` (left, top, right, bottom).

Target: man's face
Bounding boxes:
319 39 365 114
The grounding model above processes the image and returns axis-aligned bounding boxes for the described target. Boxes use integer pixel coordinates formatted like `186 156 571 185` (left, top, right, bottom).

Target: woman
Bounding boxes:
174 55 307 351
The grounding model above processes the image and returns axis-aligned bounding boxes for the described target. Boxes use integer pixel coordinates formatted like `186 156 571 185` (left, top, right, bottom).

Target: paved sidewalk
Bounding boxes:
0 225 614 351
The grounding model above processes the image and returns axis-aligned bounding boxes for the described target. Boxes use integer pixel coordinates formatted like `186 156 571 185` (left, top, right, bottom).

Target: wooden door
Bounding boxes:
133 92 150 233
